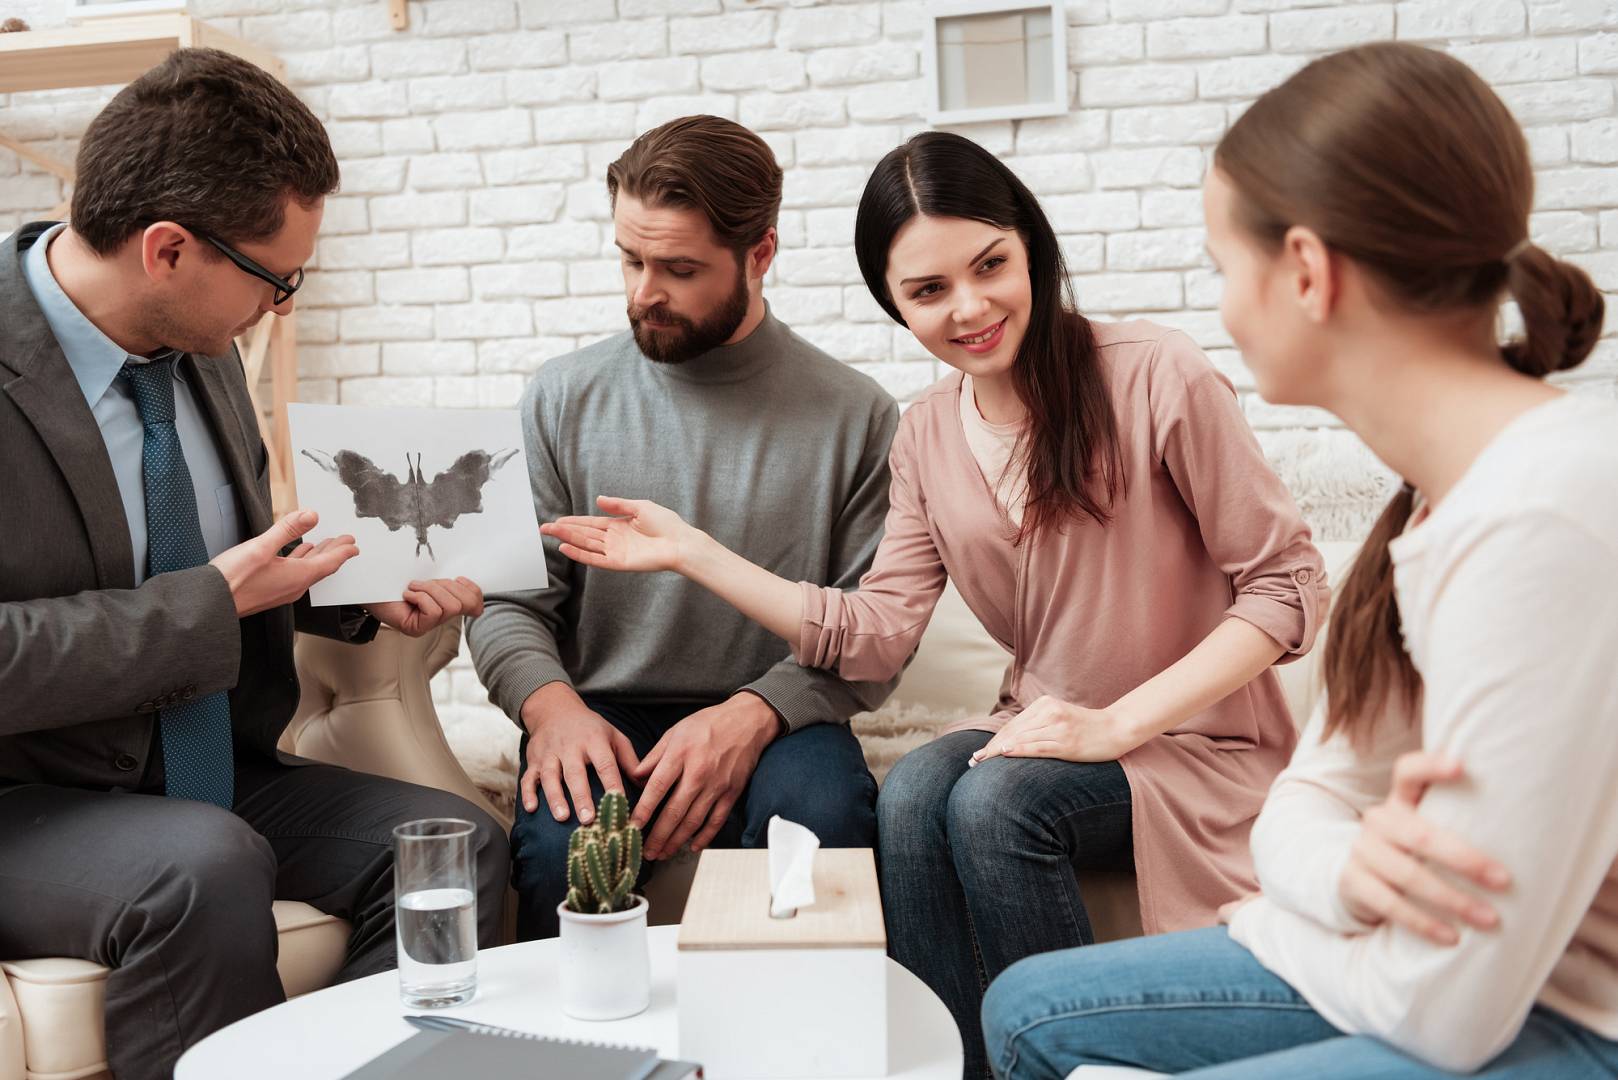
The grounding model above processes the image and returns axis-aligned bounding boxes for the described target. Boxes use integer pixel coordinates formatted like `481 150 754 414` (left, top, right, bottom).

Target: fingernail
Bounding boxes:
580 810 593 823
1487 866 1511 888
552 804 566 819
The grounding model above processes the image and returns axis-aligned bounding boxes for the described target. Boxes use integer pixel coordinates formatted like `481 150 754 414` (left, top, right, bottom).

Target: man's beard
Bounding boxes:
628 264 750 365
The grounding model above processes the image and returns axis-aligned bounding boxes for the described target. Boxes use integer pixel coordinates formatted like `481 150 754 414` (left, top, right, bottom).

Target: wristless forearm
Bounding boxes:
678 529 803 643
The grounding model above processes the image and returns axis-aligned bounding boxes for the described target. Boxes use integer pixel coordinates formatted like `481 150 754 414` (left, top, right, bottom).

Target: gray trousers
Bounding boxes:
0 757 509 1080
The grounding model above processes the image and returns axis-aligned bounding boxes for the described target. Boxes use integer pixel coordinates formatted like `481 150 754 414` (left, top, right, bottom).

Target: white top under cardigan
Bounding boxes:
1229 392 1618 1073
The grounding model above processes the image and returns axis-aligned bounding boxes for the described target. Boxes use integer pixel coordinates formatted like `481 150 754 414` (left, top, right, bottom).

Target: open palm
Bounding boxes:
541 495 689 573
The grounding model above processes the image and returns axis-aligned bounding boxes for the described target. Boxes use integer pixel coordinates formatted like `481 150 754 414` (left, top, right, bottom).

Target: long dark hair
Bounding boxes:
1215 43 1605 744
854 131 1124 544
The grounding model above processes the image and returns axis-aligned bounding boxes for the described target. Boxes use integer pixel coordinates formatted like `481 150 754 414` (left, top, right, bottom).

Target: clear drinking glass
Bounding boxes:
393 818 479 1009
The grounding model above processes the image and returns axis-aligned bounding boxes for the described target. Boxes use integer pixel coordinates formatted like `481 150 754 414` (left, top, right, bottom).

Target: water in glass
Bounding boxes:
397 887 477 1007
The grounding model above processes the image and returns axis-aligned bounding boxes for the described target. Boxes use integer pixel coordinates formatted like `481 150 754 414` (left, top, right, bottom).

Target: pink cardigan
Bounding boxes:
797 320 1329 934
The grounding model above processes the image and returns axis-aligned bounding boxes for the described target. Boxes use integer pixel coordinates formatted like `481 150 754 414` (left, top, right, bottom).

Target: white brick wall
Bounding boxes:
3 0 1614 715
7 0 1611 445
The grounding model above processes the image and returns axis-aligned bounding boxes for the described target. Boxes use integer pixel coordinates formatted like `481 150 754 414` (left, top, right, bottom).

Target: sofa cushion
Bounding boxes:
890 579 1011 716
0 901 348 1080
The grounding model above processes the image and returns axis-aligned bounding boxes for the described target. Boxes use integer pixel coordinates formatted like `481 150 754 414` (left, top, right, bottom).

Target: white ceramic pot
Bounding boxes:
557 894 651 1020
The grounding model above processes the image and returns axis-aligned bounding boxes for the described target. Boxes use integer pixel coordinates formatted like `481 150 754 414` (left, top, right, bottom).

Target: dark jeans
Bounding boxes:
509 697 878 941
877 729 1134 1079
983 926 1618 1079
0 757 509 1080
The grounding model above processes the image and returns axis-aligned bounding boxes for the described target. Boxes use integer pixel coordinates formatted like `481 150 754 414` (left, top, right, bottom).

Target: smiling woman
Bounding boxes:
856 132 1120 546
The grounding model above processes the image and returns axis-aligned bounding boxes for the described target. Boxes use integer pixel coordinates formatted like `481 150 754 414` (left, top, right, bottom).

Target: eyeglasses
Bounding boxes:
196 231 305 305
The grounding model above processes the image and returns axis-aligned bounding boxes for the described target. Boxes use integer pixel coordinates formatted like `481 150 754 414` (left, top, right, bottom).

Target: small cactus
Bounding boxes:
564 791 643 915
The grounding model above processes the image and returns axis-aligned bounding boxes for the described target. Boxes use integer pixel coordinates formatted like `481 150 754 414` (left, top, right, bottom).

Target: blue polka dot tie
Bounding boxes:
122 358 235 810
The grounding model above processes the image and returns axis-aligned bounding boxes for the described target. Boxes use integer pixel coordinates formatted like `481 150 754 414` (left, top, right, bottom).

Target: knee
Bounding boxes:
387 787 510 899
877 743 960 833
751 769 876 848
135 808 276 938
982 952 1077 1080
944 760 1036 849
508 802 573 894
942 767 1005 848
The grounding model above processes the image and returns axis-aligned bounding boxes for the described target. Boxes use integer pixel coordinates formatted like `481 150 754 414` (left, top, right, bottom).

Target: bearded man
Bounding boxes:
467 115 899 940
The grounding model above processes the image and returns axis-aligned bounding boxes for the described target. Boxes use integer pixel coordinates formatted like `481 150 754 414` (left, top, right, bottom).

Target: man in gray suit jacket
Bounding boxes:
0 49 507 1079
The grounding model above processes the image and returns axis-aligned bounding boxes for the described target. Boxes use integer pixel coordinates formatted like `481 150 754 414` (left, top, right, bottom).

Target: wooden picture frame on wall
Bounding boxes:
67 0 188 22
924 0 1068 126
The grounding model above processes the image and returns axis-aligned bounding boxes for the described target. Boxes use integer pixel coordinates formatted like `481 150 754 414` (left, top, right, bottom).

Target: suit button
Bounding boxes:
181 686 196 701
114 753 138 771
1294 569 1312 585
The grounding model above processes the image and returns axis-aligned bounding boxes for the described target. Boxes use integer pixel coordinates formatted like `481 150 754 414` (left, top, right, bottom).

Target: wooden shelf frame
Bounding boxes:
0 14 283 93
0 14 299 512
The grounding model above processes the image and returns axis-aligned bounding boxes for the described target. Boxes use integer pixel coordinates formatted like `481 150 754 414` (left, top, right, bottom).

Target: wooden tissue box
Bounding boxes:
677 848 888 1078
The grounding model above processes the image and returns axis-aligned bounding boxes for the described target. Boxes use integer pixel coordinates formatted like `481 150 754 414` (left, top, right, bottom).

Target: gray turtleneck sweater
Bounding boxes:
467 309 901 732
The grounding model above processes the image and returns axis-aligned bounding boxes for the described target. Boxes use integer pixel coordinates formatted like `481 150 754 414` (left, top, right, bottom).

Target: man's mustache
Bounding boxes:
628 304 693 329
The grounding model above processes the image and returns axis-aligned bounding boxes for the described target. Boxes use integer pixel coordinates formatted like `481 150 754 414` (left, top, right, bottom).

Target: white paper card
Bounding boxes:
289 404 547 606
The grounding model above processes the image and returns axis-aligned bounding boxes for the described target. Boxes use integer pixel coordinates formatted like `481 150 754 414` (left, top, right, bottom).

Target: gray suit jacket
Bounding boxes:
0 222 371 793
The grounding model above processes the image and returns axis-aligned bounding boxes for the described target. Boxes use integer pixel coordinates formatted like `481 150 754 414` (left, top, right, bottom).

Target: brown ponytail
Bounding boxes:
1214 43 1606 744
1501 244 1605 379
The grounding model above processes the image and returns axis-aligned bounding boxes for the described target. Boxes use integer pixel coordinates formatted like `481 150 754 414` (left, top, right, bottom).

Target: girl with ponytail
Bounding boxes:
983 41 1616 1079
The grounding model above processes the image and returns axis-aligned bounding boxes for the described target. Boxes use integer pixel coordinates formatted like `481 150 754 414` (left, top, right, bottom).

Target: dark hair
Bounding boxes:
1215 42 1605 744
854 131 1123 544
606 115 782 256
71 48 339 256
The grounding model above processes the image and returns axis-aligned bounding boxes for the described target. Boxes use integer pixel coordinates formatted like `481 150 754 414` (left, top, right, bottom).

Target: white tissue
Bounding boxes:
766 815 819 918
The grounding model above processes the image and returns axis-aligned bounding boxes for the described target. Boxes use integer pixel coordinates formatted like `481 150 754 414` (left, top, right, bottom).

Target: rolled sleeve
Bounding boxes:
1226 558 1328 663
1149 330 1328 664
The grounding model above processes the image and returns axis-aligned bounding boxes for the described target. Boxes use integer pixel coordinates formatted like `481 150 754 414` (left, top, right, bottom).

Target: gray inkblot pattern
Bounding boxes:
302 447 520 558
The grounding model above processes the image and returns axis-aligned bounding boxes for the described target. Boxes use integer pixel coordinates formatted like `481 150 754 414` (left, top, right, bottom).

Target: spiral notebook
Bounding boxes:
340 1028 701 1079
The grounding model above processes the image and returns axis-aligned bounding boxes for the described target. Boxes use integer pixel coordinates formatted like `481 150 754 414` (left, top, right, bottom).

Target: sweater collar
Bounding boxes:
646 301 784 385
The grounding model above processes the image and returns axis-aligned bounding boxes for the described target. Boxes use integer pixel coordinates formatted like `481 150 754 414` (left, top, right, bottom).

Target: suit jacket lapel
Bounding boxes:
185 352 273 537
0 225 136 589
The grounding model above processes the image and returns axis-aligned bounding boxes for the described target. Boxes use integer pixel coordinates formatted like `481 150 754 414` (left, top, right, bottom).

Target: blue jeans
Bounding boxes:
983 926 1618 1079
509 697 877 940
878 729 1134 1078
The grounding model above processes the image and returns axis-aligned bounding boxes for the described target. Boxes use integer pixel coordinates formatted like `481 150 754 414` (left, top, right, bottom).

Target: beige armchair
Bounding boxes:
0 623 498 1080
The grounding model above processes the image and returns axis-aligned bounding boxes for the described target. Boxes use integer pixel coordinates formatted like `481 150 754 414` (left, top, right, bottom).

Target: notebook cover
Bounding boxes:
340 1029 661 1080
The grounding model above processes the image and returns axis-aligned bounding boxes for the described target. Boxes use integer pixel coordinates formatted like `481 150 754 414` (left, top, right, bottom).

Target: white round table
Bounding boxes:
177 925 963 1079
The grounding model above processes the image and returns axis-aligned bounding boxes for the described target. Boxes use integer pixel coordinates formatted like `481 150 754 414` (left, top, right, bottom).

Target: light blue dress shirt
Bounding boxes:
23 223 244 585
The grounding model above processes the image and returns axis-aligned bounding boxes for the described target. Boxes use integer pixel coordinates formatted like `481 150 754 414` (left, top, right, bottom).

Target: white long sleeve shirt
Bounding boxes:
1229 392 1618 1073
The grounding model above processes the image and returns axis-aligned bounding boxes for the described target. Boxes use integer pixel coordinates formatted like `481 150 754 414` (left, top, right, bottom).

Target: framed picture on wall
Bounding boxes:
924 0 1067 126
66 0 188 21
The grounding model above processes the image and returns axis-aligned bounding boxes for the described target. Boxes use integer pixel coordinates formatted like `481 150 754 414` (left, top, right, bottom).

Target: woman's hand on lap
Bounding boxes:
969 695 1147 765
